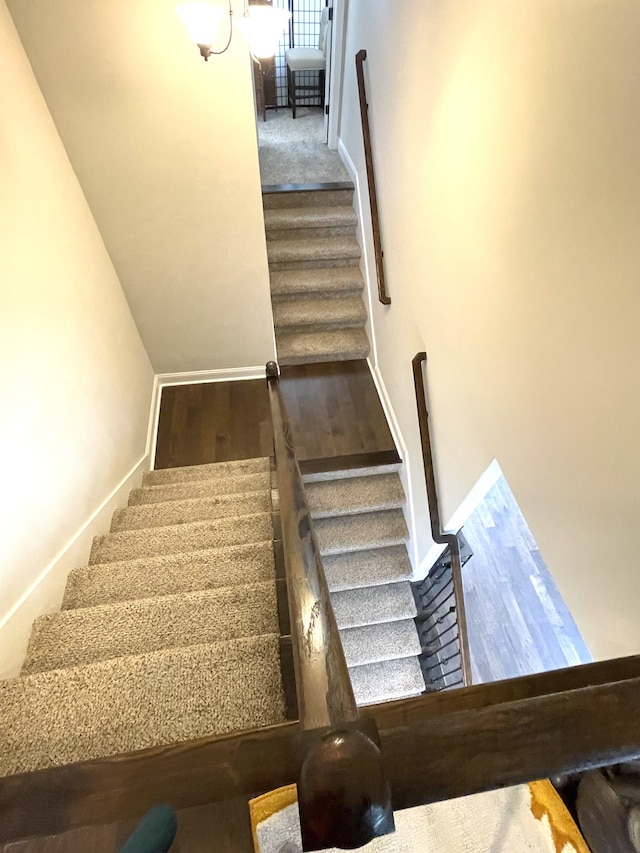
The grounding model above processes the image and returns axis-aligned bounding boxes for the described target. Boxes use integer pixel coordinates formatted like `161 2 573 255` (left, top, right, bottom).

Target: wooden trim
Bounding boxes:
5 657 640 843
266 362 358 730
412 352 472 686
298 449 401 477
355 49 390 306
375 659 640 809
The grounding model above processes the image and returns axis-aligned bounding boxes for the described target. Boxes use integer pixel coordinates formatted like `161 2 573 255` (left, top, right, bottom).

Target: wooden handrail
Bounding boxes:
355 49 391 306
267 362 357 729
412 352 472 686
265 361 394 849
4 655 640 843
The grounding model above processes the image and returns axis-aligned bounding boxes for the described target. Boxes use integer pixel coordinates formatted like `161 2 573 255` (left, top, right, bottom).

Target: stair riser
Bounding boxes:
129 473 271 505
63 542 275 610
23 583 279 674
271 286 363 303
267 225 357 241
143 457 269 488
278 346 369 365
275 317 366 335
90 513 273 564
111 493 271 533
269 258 361 271
262 189 354 209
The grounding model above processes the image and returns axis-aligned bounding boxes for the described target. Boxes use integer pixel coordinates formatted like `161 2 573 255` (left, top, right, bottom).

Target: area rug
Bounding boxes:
249 780 589 853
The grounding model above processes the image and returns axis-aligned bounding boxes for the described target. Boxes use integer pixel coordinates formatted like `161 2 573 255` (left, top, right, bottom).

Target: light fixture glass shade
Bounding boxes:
239 5 290 59
176 2 226 46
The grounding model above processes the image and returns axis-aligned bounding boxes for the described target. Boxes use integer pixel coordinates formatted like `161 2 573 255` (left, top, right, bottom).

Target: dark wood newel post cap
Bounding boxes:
266 361 279 378
298 728 394 850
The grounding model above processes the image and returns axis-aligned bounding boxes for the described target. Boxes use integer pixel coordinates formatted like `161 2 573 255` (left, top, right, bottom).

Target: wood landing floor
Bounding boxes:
462 474 592 684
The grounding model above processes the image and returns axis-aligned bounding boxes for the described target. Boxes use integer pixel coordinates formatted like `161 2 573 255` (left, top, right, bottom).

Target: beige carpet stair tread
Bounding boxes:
265 206 357 232
340 619 422 667
143 457 270 488
63 541 275 609
90 512 272 564
23 582 278 674
350 657 425 707
0 636 285 777
331 582 417 630
129 471 271 505
111 491 271 532
323 546 413 591
306 473 405 518
270 267 364 299
272 297 367 331
267 236 360 265
262 187 354 209
314 509 408 556
276 327 370 365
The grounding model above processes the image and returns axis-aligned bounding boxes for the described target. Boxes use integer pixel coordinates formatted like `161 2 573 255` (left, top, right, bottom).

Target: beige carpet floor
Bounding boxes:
258 109 349 185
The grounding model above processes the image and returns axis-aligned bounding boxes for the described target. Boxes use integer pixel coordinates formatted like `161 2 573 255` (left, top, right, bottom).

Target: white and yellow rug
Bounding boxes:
249 780 589 853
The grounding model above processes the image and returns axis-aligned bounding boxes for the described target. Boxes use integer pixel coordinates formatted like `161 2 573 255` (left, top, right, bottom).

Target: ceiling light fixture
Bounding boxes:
176 1 290 61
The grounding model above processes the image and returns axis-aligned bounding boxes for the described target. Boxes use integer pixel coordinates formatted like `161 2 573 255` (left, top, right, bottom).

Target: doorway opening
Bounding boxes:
253 0 348 186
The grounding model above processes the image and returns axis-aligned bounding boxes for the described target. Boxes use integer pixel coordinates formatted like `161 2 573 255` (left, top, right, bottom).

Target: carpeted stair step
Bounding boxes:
111 492 270 532
142 457 270 488
272 297 367 333
314 509 408 556
90 512 272 564
0 636 285 777
322 546 413 592
267 236 361 270
270 267 364 301
262 186 354 210
265 206 358 241
305 473 405 519
63 541 275 610
129 471 271 505
349 657 425 706
302 463 401 484
23 582 278 674
331 582 417 630
340 619 422 667
276 327 370 365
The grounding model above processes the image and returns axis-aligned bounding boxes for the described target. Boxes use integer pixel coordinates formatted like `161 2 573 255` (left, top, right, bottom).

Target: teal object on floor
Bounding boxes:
119 805 177 853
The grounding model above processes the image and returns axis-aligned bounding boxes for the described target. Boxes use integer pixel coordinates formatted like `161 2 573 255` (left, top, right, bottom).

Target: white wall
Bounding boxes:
0 2 155 676
339 0 640 661
7 0 276 375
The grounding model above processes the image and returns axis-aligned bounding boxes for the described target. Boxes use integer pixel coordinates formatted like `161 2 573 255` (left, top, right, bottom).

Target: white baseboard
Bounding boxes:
367 358 420 571
418 458 503 578
338 139 379 370
0 455 149 679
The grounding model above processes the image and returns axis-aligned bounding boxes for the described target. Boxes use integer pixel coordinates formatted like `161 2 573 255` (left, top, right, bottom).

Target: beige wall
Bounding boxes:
339 0 640 661
7 0 275 374
0 2 155 674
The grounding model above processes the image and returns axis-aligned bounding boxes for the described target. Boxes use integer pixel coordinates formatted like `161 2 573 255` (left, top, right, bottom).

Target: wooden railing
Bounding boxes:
265 361 394 850
412 352 472 686
355 49 391 306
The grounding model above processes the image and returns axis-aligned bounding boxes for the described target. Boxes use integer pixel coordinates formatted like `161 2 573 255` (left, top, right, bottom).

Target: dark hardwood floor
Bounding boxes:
462 474 592 684
154 361 397 470
279 360 396 462
154 380 273 469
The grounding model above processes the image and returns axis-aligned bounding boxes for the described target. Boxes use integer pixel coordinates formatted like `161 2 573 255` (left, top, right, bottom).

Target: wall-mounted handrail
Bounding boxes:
355 49 391 306
412 352 472 687
265 361 394 849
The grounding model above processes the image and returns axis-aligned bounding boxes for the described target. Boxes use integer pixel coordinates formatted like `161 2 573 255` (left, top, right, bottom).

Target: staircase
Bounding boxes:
303 463 425 705
264 185 371 365
0 458 286 778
